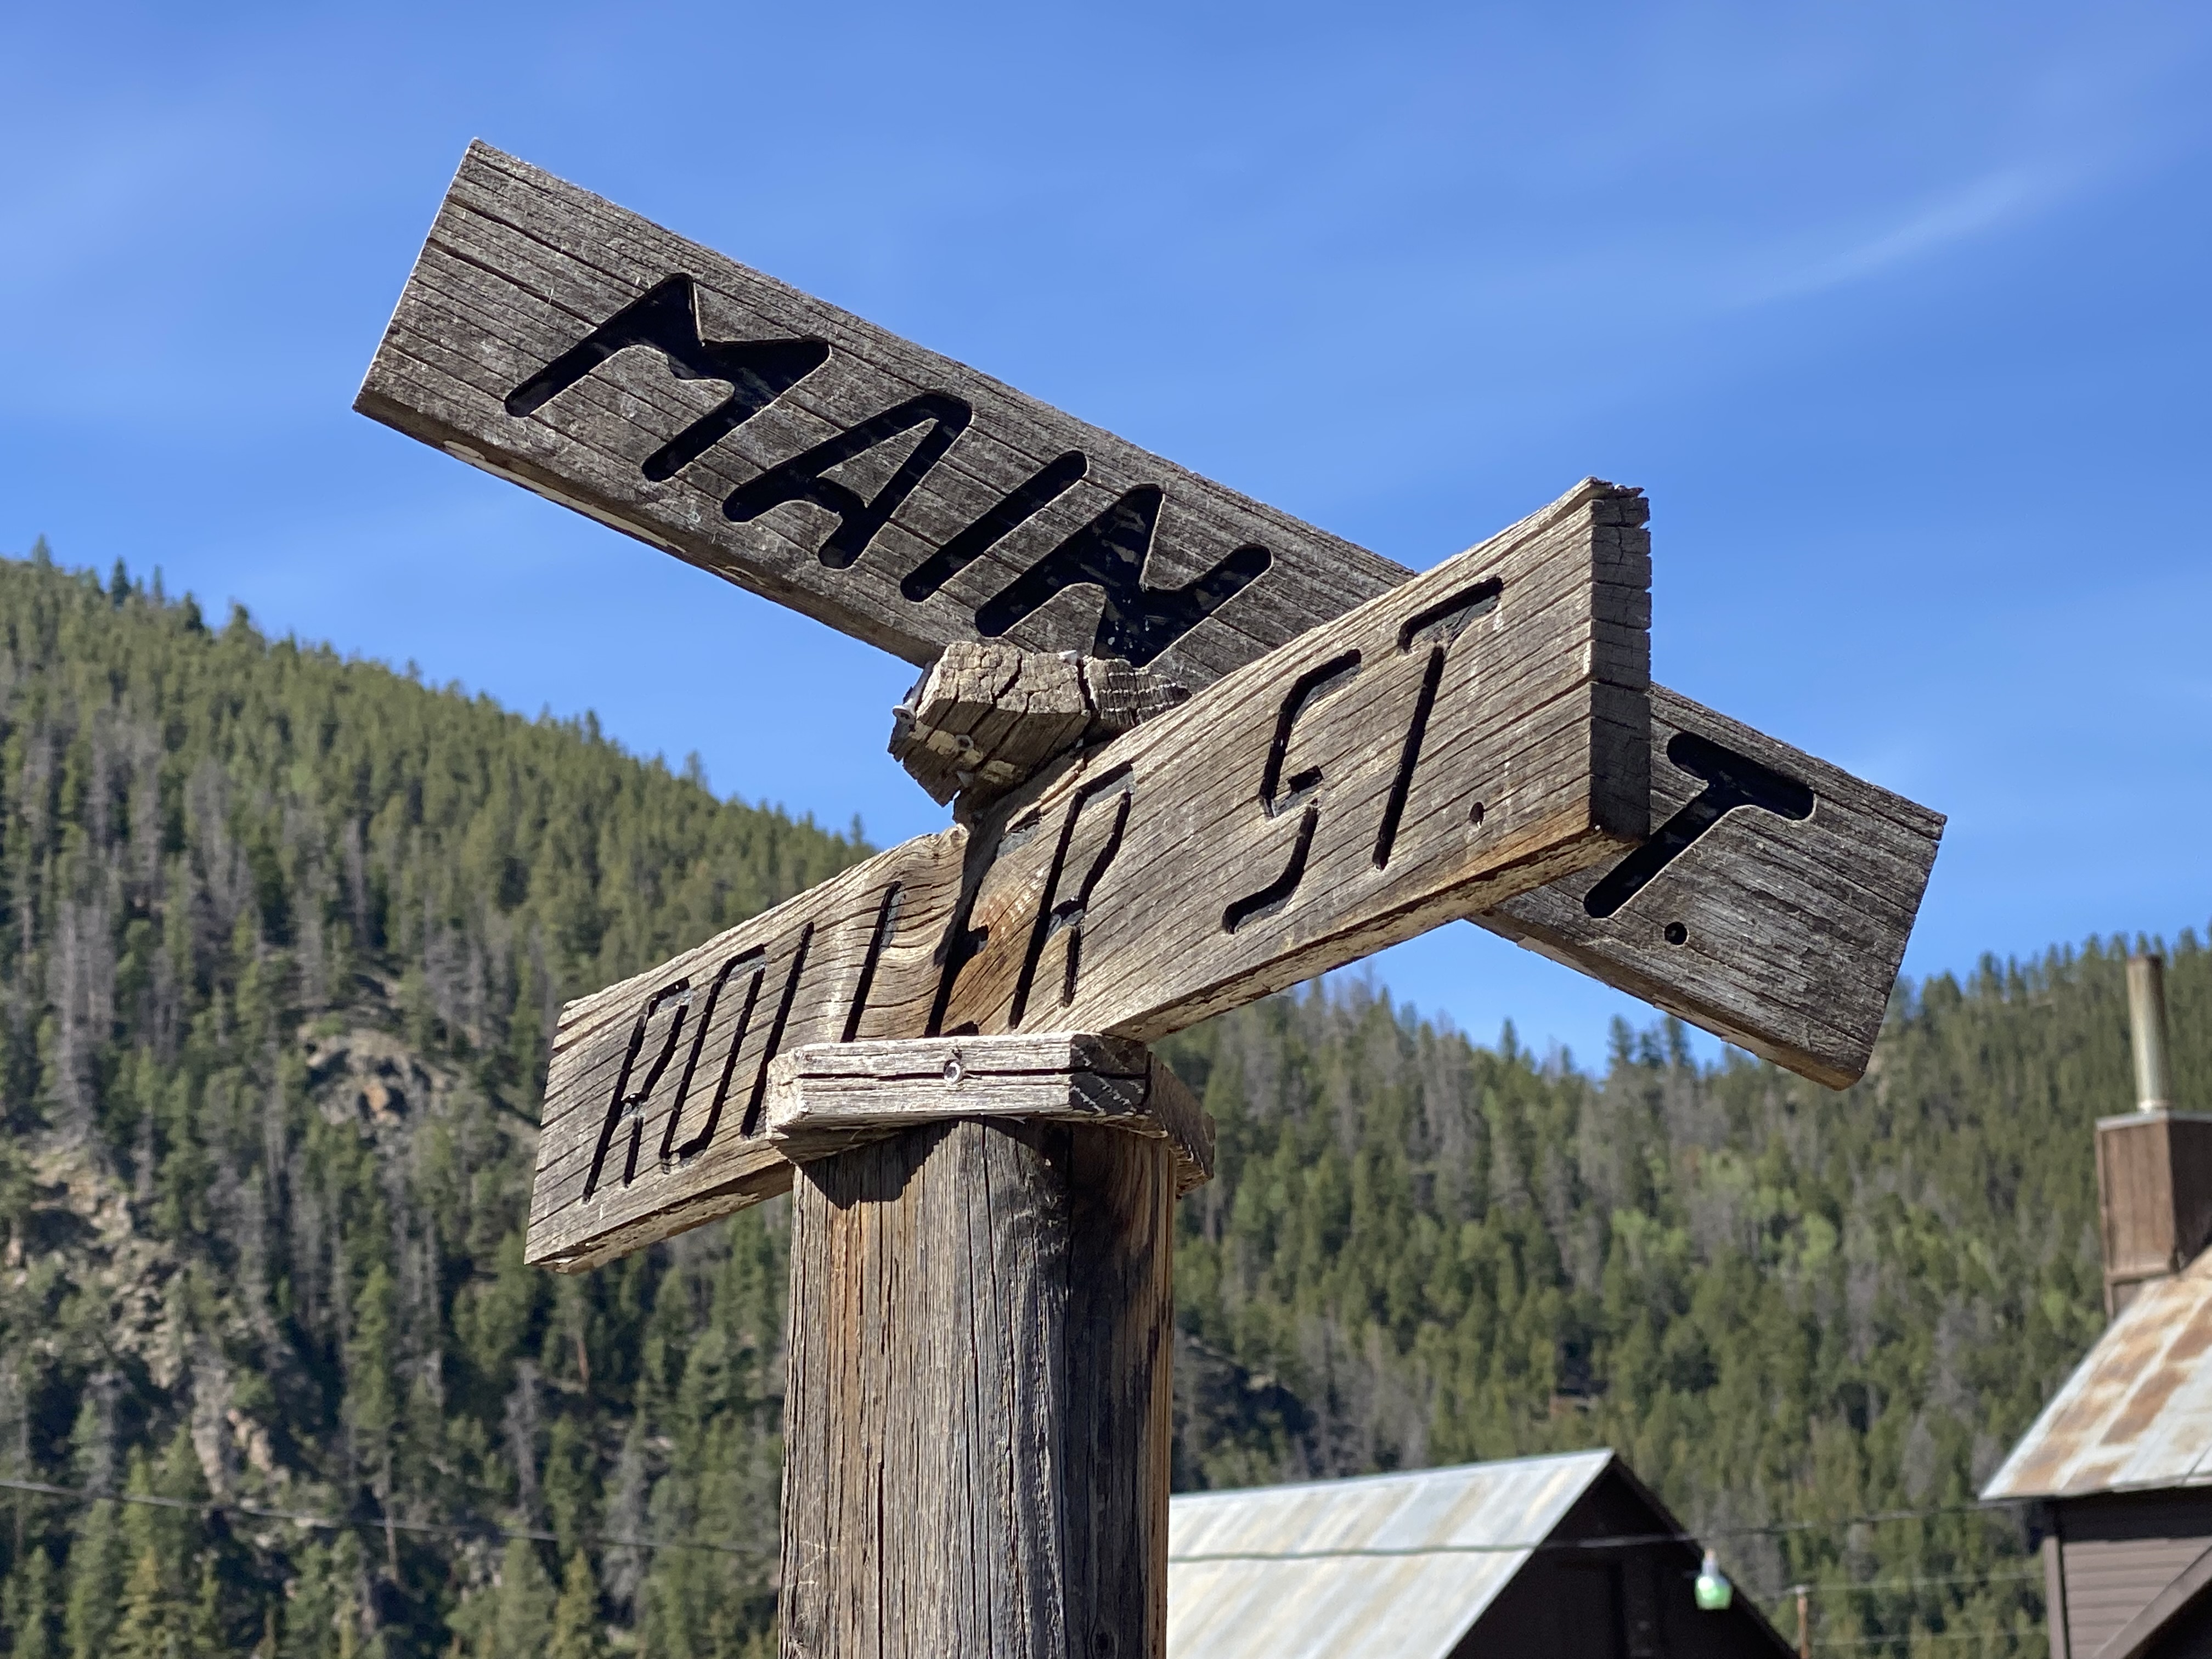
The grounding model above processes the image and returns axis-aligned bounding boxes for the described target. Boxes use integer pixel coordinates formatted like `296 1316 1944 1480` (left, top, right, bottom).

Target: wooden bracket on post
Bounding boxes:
766 1031 1214 1189
770 1033 1211 1659
887 642 1189 817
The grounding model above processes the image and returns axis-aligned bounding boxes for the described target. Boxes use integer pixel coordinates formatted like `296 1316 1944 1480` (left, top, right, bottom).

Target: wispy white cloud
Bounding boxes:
1729 163 2082 307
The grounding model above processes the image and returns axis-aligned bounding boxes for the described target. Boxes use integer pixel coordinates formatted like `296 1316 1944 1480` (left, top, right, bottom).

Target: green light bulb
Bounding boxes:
1694 1549 1734 1612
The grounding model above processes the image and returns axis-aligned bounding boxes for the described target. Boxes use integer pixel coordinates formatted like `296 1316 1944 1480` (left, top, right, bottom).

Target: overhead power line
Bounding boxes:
1807 1570 2042 1595
0 1475 770 1559
1170 1494 2037 1564
7 1471 2040 1591
1811 1632 2038 1650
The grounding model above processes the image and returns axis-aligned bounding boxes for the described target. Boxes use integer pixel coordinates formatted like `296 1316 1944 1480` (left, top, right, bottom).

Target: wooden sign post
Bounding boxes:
355 144 1948 1658
772 1034 1206 1659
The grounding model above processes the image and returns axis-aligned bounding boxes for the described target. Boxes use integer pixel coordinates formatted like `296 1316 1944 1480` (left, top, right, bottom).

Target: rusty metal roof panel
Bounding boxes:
1984 1249 2212 1500
1165 1450 1613 1659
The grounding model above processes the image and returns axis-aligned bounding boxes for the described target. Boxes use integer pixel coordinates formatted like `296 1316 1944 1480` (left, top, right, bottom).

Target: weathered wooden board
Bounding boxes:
1473 689 1944 1088
365 144 1942 1114
526 478 1647 1269
894 651 1940 1091
525 830 967 1269
932 477 1649 1040
768 1033 1214 1193
356 140 1406 688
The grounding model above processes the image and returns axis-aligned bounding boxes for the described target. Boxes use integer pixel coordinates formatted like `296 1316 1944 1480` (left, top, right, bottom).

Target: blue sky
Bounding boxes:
4 1 2207 1071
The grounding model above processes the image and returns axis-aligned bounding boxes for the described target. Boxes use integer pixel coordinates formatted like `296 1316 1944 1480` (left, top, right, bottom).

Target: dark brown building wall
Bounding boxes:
2141 1601 2212 1659
1461 1469 1793 1658
1469 1557 1630 1655
2068 1538 2209 1656
2056 1491 2212 1658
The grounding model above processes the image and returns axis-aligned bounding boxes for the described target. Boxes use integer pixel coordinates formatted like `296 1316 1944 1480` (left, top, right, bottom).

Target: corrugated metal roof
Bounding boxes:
1984 1246 2212 1500
1165 1449 1613 1659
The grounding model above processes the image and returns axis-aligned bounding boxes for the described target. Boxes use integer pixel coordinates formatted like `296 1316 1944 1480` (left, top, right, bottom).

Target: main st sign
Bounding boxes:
358 143 1943 1274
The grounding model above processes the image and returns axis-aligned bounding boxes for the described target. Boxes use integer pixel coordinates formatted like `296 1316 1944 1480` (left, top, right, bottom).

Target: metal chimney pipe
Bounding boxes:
2129 953 2174 1113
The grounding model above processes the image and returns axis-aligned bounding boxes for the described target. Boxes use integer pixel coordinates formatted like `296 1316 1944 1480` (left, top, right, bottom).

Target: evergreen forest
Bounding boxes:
0 547 2204 1656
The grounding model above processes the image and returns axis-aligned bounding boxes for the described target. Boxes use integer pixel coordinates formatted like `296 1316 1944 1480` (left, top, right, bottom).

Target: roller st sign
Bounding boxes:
522 479 1647 1268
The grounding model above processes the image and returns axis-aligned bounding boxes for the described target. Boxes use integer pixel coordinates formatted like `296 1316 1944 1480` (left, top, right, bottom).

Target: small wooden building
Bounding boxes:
1165 1449 1793 1658
1983 957 2212 1659
1983 1239 2212 1659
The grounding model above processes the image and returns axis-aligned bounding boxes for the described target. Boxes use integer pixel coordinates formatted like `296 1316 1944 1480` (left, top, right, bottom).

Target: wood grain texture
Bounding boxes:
1471 687 1945 1088
526 478 1644 1270
356 141 1405 689
887 642 1186 810
766 1033 1214 1194
935 477 1649 1040
366 144 1943 1111
525 830 967 1271
780 1118 1173 1659
2095 1110 2212 1314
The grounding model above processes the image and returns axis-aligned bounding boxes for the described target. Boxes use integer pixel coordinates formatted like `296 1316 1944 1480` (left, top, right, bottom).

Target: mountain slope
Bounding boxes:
0 550 861 1657
0 548 2203 1657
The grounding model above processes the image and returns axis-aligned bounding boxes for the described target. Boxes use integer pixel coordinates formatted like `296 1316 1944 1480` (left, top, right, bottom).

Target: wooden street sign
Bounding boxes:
355 145 1949 1659
358 144 1942 1109
529 831 964 1269
1476 690 1943 1088
524 479 1649 1269
355 143 1403 687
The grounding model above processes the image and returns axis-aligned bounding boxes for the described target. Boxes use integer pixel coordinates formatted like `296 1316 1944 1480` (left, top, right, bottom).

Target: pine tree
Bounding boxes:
58 1375 125 1659
112 1546 173 1659
484 1539 554 1659
189 1558 226 1658
62 1502 123 1659
346 1261 402 1579
3 1545 60 1659
281 1541 346 1659
546 1550 605 1659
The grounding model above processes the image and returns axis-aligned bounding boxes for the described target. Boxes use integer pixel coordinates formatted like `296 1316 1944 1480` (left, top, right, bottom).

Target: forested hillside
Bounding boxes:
0 547 2204 1656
